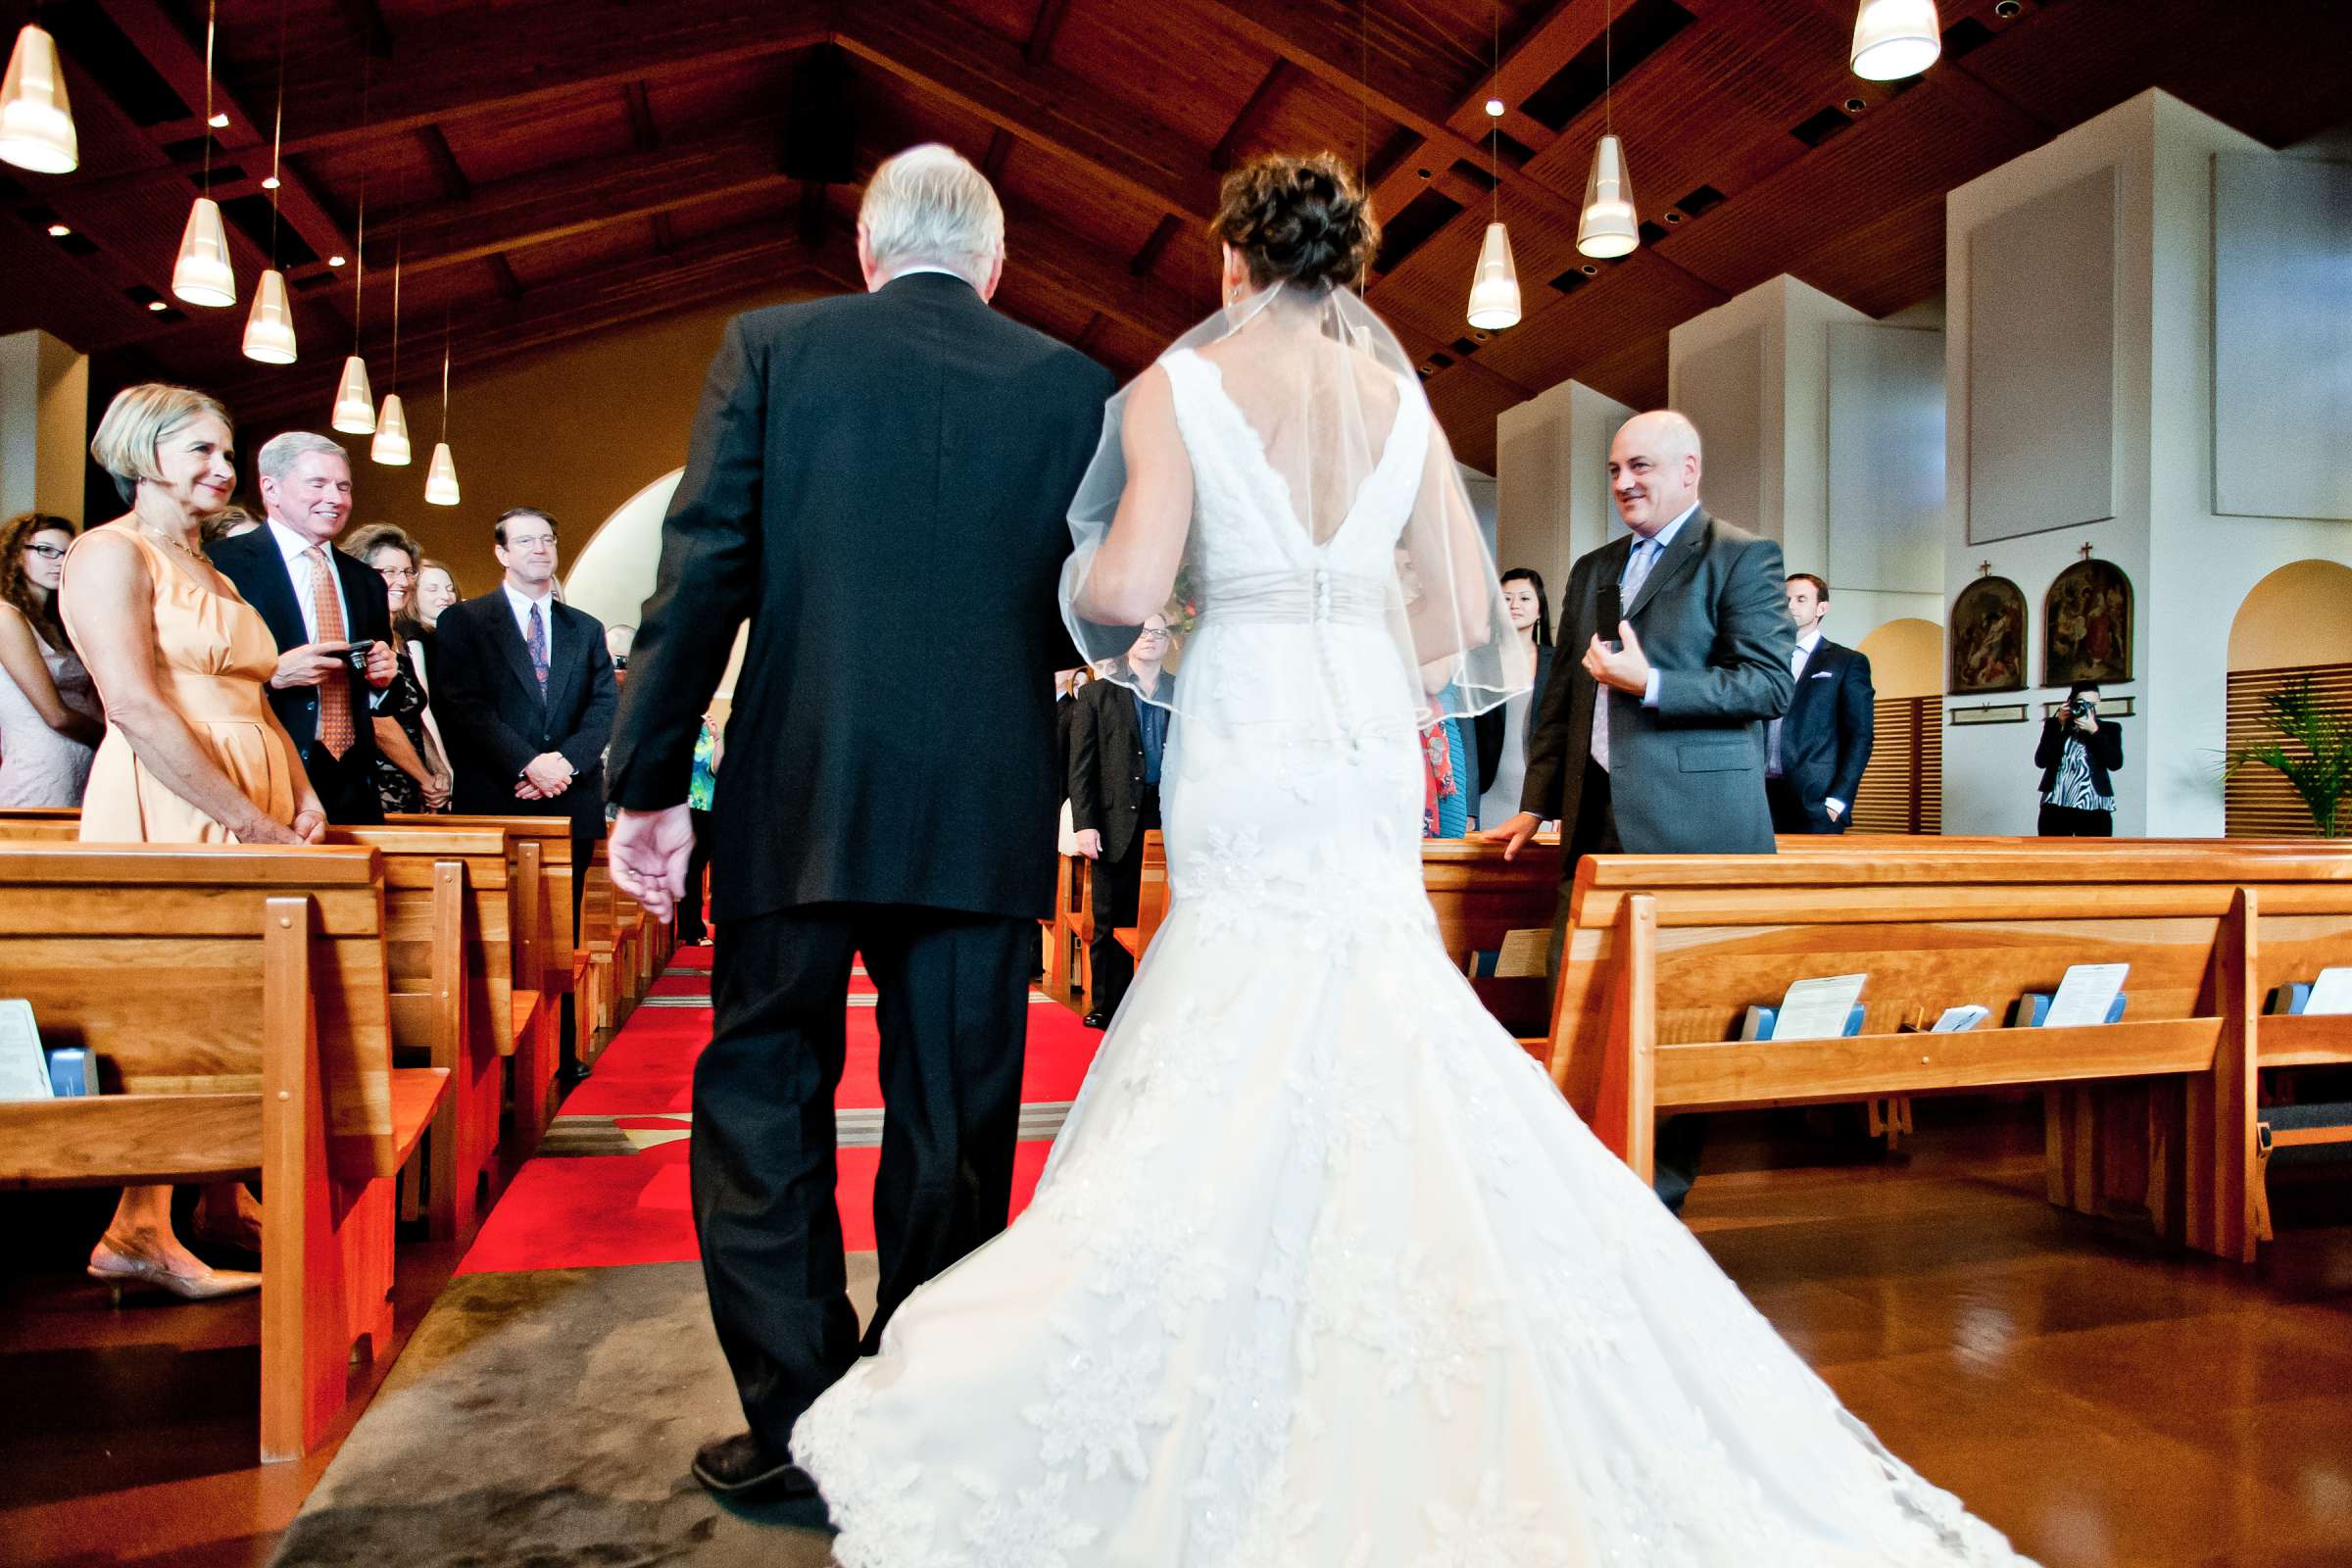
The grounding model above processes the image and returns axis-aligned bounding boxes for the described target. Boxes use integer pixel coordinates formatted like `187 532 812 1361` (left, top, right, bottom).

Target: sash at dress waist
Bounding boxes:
1198 569 1389 628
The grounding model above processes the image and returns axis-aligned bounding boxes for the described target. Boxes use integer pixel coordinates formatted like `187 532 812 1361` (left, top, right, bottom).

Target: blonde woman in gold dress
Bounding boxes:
60 384 327 1301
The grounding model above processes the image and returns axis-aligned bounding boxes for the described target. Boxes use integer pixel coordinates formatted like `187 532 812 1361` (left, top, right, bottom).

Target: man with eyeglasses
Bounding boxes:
1067 614 1172 1028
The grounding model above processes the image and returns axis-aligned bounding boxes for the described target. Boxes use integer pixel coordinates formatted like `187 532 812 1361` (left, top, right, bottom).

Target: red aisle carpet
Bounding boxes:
459 952 1098 1274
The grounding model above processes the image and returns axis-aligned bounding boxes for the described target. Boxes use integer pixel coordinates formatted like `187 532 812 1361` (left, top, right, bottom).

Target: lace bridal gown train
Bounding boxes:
792 305 2035 1567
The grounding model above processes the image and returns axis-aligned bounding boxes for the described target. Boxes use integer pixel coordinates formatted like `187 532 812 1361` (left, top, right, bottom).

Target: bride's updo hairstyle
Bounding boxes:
1210 152 1381 294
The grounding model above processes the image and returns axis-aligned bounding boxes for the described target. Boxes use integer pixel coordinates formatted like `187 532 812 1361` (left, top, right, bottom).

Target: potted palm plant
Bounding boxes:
2225 678 2350 837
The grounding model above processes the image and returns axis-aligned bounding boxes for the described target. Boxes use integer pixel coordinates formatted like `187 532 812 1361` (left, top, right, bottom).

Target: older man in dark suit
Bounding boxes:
207 431 399 824
599 143 1114 1498
1486 408 1796 1210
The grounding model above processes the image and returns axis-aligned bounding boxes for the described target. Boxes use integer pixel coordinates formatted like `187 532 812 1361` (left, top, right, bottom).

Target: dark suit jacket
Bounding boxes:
1520 507 1795 858
1067 676 1169 862
431 589 617 838
1474 644 1554 798
1775 637 1875 829
604 272 1116 922
206 526 392 823
2035 712 2124 800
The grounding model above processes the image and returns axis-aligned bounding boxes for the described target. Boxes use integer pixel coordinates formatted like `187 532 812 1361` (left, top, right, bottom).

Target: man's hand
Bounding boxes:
522 752 574 797
608 806 696 922
1073 828 1103 860
271 641 349 690
1479 811 1544 861
292 805 328 844
1582 621 1652 696
363 640 398 689
423 772 452 810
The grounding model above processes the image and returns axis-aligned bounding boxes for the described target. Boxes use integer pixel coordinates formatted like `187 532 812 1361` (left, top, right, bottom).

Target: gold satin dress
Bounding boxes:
73 525 300 843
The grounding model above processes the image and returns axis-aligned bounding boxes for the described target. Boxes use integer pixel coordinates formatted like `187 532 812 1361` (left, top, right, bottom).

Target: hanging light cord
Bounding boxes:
439 314 452 444
1490 0 1500 224
268 0 284 261
200 1 217 193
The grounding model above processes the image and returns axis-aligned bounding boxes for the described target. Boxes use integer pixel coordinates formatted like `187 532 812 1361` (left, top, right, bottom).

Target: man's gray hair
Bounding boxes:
858 143 1004 284
257 429 348 485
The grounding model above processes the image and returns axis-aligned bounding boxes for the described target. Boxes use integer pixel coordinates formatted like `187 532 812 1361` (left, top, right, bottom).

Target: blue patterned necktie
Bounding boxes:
525 602 549 697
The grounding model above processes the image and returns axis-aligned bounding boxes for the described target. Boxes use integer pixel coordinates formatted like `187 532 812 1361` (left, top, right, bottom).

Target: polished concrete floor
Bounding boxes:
6 1101 2348 1567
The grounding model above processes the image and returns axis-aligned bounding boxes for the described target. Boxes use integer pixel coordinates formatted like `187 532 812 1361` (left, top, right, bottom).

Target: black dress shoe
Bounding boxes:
1082 1009 1110 1030
692 1431 816 1498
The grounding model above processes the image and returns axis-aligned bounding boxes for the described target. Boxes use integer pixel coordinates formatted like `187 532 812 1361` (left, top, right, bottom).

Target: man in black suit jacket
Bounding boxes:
1067 618 1173 1027
208 431 399 824
430 507 617 909
600 146 1115 1496
1765 573 1875 834
1488 409 1795 1212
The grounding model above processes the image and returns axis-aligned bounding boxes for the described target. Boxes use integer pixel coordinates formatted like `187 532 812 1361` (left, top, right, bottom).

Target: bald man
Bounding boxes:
1487 409 1795 1209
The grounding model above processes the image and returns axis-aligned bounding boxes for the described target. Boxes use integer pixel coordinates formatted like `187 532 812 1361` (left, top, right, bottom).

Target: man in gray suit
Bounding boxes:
1486 408 1795 1209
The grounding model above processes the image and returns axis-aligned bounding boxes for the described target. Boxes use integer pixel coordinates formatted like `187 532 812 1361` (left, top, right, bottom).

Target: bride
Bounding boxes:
792 152 2035 1568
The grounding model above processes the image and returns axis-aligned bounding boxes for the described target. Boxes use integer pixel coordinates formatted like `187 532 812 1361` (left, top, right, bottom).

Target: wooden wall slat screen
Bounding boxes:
1851 696 1942 835
2225 662 2352 839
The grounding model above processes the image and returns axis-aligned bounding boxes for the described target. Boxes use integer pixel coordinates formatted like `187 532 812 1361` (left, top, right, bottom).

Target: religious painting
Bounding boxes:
1948 575 2028 694
2042 559 2133 684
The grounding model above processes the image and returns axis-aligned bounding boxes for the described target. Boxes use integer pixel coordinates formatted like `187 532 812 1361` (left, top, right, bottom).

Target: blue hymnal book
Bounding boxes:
2016 992 2129 1027
47 1047 91 1098
2270 983 2312 1016
1740 1004 1868 1042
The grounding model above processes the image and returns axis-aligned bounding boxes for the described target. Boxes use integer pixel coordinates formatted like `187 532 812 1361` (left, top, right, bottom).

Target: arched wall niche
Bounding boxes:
565 467 748 702
2227 560 2352 671
1856 617 1943 699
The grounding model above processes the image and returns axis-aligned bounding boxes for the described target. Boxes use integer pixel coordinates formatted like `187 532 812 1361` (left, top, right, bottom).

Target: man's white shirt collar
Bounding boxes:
1635 502 1700 554
1795 627 1824 661
266 516 328 566
503 579 555 641
887 265 975 286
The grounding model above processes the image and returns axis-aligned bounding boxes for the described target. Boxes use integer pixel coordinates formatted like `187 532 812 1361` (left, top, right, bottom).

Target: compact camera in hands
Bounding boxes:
342 639 381 674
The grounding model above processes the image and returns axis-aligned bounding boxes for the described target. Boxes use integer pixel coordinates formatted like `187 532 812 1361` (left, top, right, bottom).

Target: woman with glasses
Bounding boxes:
343 523 451 813
0 513 104 806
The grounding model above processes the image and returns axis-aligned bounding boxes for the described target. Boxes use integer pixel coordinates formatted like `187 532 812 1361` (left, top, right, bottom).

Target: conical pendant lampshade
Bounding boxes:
423 441 461 506
1851 0 1940 80
0 24 76 174
172 195 236 306
370 392 411 466
241 268 296 364
1466 222 1522 330
331 356 375 433
1576 133 1640 260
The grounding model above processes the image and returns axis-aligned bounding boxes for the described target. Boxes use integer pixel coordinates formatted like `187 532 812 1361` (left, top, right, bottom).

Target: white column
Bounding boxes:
0 329 90 523
1494 377 1632 590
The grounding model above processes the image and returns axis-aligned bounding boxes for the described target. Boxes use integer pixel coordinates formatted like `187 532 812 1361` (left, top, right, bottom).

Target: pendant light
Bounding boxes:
171 3 235 306
423 318 460 505
1850 0 1941 81
332 176 373 431
0 22 76 173
1576 0 1640 260
370 225 409 465
1464 2 1520 330
241 8 296 363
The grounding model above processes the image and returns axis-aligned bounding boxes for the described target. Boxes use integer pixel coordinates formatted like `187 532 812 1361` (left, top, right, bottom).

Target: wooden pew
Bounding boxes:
397 814 568 1139
0 842 444 1461
0 814 520 1236
1547 844 2352 1262
1046 852 1091 1003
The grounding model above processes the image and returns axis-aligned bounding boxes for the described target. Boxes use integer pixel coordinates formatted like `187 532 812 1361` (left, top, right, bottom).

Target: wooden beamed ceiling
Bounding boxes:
6 0 2349 468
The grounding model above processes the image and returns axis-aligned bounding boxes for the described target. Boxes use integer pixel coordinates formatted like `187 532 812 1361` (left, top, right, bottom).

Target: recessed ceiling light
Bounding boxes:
147 299 169 311
1484 98 1504 118
208 112 229 128
1416 167 1433 179
47 222 70 237
327 254 346 267
1844 97 1867 113
261 174 280 190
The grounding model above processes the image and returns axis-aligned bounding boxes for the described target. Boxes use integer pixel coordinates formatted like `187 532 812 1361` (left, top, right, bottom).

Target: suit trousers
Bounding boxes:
2037 805 2113 837
1087 786 1160 1017
693 901 1033 1454
1547 760 1708 1213
1766 777 1845 834
301 739 383 825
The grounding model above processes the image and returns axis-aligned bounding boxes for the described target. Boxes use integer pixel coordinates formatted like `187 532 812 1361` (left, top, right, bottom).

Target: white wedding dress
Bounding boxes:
792 324 2035 1567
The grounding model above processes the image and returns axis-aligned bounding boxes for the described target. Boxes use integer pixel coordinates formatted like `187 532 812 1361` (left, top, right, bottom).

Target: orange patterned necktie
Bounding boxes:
306 545 355 759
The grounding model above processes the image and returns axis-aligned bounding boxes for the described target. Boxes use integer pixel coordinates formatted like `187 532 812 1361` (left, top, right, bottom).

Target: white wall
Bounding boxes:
1669 274 1945 652
0 329 89 524
1494 377 1632 590
1940 89 2352 837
